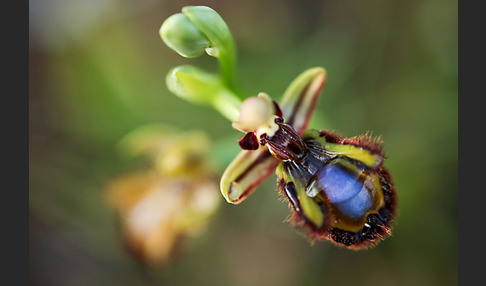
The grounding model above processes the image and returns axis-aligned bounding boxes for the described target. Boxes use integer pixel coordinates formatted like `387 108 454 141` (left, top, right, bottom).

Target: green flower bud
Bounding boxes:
166 65 241 122
159 13 210 58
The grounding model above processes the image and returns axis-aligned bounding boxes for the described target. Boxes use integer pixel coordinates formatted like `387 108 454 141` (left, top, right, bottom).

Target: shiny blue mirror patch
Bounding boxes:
334 185 372 219
317 161 363 204
316 161 373 219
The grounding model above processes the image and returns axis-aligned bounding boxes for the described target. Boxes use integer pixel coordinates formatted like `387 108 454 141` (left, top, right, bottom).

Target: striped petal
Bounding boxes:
280 67 327 135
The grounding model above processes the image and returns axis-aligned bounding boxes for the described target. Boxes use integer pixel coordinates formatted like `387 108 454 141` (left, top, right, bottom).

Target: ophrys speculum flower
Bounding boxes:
160 6 397 249
222 70 397 249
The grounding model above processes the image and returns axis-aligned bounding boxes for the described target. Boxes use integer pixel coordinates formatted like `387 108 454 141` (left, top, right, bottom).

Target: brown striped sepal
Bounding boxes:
220 147 279 204
220 67 327 204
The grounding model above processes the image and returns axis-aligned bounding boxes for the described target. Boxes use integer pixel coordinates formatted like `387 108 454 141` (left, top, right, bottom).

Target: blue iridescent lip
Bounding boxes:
335 187 372 219
315 160 372 219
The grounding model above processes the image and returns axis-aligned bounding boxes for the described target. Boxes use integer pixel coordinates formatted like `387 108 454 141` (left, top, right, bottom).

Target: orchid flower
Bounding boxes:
159 6 397 249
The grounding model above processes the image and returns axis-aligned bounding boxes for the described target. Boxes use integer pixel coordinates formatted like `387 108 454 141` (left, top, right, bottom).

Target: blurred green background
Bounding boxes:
29 0 457 285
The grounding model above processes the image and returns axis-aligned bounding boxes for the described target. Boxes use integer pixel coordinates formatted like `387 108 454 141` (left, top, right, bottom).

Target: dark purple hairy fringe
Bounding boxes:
317 130 384 156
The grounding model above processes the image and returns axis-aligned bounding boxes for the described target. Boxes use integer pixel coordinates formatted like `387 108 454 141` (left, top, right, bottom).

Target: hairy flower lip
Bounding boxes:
220 67 327 204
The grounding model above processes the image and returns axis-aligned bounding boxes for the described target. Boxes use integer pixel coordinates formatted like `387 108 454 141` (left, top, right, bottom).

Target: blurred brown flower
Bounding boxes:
105 125 220 268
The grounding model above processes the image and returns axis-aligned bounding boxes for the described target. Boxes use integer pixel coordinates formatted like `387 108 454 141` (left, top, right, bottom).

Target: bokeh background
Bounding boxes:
29 0 458 285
